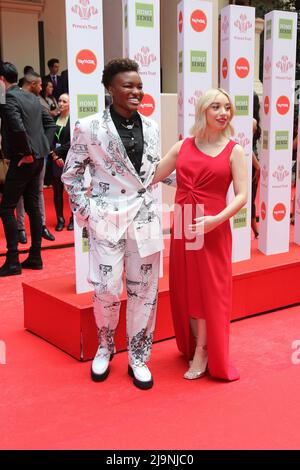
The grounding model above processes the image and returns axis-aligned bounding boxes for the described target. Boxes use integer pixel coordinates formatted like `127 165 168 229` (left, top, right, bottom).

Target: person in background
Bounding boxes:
40 79 60 118
43 58 64 101
152 88 247 382
50 93 72 231
0 62 55 276
18 65 34 88
16 72 56 243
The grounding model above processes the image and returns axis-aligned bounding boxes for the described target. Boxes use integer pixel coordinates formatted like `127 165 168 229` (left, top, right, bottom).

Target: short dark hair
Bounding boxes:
23 71 41 85
24 65 34 75
47 58 59 69
0 61 18 83
101 58 139 89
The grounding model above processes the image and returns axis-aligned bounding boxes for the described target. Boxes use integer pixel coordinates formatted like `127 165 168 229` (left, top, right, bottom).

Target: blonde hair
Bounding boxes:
190 88 235 139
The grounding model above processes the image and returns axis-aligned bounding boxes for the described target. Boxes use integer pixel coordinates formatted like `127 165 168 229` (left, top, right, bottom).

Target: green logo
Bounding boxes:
263 131 269 150
125 4 128 29
136 2 154 28
275 131 289 150
233 208 247 229
82 227 89 253
266 19 272 40
279 18 293 39
235 96 249 116
190 51 207 73
179 51 183 74
77 95 98 118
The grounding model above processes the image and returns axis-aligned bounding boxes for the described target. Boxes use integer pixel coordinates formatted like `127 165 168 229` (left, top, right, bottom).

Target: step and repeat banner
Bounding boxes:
123 0 161 126
65 0 104 293
123 0 163 274
177 0 213 140
63 1 299 294
295 104 300 245
259 10 297 255
220 4 255 262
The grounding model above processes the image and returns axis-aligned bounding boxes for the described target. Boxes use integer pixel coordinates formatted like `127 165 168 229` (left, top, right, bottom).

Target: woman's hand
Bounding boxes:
188 215 220 234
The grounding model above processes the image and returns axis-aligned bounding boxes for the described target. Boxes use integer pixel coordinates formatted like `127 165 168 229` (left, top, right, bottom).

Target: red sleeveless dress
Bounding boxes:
169 137 239 381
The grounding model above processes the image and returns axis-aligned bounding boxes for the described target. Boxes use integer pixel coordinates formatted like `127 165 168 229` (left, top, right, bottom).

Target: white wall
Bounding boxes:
42 0 67 72
0 11 40 76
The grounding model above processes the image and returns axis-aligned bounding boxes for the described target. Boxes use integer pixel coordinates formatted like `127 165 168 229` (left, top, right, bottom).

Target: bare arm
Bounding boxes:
152 140 183 184
190 144 248 233
218 143 248 223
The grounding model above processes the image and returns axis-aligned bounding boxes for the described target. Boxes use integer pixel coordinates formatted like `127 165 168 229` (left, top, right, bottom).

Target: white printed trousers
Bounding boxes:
88 225 160 365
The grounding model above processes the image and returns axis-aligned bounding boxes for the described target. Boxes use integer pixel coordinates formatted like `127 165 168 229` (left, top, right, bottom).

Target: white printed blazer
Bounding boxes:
62 108 166 257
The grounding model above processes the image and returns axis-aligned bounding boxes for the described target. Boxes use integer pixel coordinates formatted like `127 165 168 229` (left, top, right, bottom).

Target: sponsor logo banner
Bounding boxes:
266 19 272 40
264 96 270 114
77 94 98 118
190 50 207 73
233 208 247 228
276 95 290 115
279 18 293 40
179 10 183 33
222 58 228 79
190 9 207 33
275 131 289 150
261 202 266 220
76 49 97 74
235 57 250 79
136 2 154 28
273 202 286 221
139 93 155 117
235 95 249 116
179 51 183 74
263 130 269 150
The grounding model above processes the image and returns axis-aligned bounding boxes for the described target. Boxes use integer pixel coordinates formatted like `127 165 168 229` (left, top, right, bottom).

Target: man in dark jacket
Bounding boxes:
0 61 56 276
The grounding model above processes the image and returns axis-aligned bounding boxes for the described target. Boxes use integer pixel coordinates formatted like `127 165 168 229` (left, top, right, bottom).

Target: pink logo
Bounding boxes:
222 16 229 36
264 56 272 75
188 90 203 108
236 133 250 149
134 47 157 68
276 55 294 73
234 14 252 33
272 165 289 182
178 91 183 111
261 164 269 181
71 0 98 19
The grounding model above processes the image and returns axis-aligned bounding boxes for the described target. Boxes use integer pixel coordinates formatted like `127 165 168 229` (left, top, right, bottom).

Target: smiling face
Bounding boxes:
108 71 144 118
206 93 232 132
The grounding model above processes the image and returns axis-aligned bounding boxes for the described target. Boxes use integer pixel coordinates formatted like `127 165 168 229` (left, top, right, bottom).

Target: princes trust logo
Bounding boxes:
272 165 289 182
236 132 250 149
262 164 269 181
72 0 98 20
264 56 272 75
188 90 203 108
234 14 252 33
222 16 229 37
134 47 157 67
276 55 293 73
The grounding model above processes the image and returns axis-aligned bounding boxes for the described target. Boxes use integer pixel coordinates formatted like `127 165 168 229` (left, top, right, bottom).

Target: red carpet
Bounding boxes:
1 247 300 449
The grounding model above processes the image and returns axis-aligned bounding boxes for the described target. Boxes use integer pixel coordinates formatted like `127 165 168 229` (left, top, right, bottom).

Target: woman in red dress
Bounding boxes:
153 89 247 381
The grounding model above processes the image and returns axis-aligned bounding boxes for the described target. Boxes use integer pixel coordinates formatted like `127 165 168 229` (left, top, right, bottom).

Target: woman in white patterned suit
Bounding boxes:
62 59 165 390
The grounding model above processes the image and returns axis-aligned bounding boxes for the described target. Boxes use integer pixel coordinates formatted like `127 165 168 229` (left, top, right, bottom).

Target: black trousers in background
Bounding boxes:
0 158 44 257
52 172 64 221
